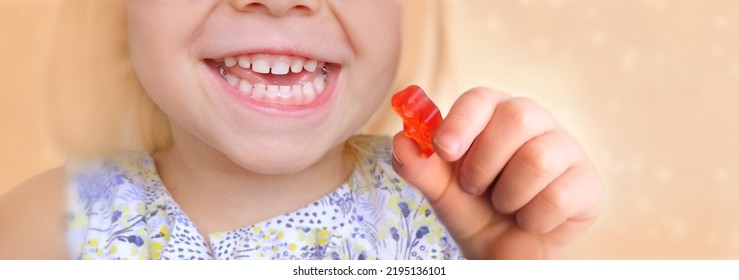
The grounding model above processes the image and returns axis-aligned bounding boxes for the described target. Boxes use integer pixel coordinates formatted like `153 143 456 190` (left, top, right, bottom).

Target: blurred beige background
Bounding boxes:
1 0 738 259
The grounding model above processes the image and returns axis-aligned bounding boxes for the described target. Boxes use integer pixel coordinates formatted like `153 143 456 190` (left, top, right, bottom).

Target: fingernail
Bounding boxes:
460 176 480 196
434 132 459 156
463 186 480 196
391 149 403 167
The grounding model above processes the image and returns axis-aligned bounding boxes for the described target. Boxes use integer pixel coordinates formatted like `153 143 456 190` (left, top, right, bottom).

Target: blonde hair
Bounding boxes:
49 0 170 156
47 0 447 156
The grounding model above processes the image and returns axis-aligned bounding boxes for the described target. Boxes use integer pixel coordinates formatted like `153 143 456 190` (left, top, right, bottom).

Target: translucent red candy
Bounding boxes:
391 85 442 158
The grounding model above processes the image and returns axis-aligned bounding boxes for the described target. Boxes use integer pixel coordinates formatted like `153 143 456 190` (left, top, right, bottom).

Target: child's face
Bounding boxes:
127 1 403 173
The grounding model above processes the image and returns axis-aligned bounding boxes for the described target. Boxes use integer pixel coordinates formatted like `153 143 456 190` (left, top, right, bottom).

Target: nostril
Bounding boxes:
243 3 268 12
293 5 312 13
231 0 319 17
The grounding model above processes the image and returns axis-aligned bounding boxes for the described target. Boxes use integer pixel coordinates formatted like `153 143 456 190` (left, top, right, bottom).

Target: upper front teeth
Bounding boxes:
252 57 271 74
224 54 323 75
271 60 290 75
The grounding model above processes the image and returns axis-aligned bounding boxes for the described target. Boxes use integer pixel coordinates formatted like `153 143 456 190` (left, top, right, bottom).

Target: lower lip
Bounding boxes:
206 62 341 118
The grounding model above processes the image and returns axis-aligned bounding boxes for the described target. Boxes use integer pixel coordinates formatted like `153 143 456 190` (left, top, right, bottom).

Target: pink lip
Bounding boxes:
205 61 341 118
212 47 339 66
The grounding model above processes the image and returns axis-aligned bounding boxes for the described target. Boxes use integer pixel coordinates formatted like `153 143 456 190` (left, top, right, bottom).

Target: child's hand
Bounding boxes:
391 87 604 259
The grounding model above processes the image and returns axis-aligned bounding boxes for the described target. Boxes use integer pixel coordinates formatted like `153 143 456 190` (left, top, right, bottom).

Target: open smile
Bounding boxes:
207 53 340 106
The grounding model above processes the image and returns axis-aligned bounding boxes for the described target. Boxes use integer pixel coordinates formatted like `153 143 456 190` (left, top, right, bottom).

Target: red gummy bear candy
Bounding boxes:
391 85 443 158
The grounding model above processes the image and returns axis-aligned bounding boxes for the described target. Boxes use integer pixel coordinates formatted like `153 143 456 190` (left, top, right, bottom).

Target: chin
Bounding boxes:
225 143 330 175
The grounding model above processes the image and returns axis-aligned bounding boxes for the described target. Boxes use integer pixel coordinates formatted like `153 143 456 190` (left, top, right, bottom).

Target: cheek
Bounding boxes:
127 4 178 89
333 3 403 136
358 7 403 69
126 1 209 75
341 3 403 93
126 2 206 112
332 1 403 70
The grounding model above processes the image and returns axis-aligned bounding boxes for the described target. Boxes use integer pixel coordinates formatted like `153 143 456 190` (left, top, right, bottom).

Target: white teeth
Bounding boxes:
313 76 326 93
291 58 305 73
291 85 303 104
238 79 252 93
303 82 315 100
225 57 237 68
266 85 279 97
271 61 290 75
219 55 333 105
225 74 239 87
252 57 271 74
253 84 266 99
304 60 318 72
223 79 327 105
238 56 251 69
303 82 314 94
278 85 291 97
225 55 328 76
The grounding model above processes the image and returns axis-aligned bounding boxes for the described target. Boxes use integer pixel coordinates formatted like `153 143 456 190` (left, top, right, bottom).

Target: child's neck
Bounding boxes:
153 130 354 236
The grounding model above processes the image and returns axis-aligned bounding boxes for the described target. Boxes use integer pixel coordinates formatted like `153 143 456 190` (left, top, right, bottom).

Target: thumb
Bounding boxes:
391 132 453 201
392 132 500 243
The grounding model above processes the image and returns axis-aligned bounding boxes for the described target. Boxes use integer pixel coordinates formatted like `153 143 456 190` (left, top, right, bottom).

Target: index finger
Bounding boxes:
433 87 510 162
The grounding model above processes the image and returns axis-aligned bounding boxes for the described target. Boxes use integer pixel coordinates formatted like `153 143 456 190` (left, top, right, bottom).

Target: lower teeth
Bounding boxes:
217 65 330 105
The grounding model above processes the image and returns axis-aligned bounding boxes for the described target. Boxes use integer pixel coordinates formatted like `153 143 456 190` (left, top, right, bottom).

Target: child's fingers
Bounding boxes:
392 132 499 241
391 132 452 200
515 164 603 234
458 97 559 195
491 131 580 214
433 87 510 162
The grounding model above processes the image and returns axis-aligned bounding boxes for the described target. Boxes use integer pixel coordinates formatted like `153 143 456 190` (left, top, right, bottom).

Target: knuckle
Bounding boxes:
517 188 570 234
539 187 569 216
446 89 492 127
499 98 542 131
461 87 489 101
461 87 506 104
445 109 475 130
460 157 490 190
518 140 563 174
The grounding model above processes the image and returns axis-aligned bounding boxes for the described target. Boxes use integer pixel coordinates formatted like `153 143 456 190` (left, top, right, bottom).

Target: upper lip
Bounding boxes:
195 12 350 66
209 48 340 65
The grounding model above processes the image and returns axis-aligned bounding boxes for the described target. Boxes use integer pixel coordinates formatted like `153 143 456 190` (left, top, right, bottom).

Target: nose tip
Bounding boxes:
230 0 321 17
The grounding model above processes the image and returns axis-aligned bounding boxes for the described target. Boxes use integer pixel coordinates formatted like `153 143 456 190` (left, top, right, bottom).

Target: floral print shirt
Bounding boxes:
65 136 463 260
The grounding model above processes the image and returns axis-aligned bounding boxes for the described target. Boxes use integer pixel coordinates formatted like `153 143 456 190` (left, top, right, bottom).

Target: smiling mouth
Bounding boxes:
208 53 336 106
